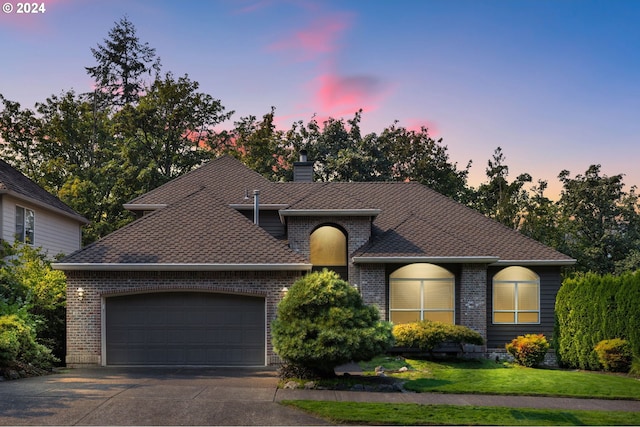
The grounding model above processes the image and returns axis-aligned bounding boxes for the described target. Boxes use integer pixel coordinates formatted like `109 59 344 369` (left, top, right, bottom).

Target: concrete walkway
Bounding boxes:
0 366 638 426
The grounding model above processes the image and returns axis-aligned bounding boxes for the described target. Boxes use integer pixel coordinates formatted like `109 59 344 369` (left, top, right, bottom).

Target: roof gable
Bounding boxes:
0 159 87 223
59 187 309 268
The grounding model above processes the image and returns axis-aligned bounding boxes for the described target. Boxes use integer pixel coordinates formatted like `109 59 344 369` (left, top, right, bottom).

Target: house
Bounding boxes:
0 159 88 257
54 155 575 367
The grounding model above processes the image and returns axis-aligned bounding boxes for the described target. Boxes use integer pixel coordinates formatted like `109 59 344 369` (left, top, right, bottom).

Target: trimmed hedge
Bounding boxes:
393 320 484 352
594 339 632 372
555 271 640 370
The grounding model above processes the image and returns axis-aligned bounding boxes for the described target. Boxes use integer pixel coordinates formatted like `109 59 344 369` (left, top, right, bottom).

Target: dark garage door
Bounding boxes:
106 292 265 366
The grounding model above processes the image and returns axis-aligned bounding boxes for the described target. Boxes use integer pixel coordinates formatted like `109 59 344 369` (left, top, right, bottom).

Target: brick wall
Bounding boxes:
355 263 387 316
459 263 488 343
65 270 302 367
286 215 372 284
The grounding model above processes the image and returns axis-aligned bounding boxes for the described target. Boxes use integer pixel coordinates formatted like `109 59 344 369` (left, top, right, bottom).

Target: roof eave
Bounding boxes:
352 256 501 264
491 259 577 266
280 209 381 222
1 190 89 224
52 262 313 272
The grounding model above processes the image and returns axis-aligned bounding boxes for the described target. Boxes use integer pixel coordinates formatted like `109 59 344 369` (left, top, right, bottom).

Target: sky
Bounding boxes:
1 0 639 198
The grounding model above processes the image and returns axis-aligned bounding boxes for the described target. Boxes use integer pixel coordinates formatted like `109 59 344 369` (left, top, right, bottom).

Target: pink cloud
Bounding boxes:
268 12 353 60
314 73 387 115
405 119 440 138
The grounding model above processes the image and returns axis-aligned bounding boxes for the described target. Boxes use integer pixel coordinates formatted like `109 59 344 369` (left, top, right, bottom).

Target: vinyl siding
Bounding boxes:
486 265 562 348
2 195 82 257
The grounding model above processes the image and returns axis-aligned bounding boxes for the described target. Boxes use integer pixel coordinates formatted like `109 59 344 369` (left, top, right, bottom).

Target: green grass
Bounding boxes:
282 400 640 426
281 357 640 425
361 356 640 399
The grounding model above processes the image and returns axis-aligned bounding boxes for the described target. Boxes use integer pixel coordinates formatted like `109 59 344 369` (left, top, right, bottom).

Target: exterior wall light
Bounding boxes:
77 287 85 301
281 286 289 293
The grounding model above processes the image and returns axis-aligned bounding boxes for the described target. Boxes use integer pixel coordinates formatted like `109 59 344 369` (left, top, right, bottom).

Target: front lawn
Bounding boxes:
360 356 640 400
282 401 640 426
282 357 640 425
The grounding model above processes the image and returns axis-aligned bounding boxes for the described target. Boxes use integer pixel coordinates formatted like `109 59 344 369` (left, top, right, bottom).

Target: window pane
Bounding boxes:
423 280 453 309
15 206 24 242
494 312 515 323
518 283 539 311
390 280 420 310
424 311 454 324
24 209 34 244
390 311 420 324
494 283 515 310
310 226 346 266
495 266 538 282
518 312 539 323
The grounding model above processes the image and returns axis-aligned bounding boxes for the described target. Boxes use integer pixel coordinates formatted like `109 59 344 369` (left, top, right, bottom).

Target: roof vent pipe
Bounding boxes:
253 189 260 225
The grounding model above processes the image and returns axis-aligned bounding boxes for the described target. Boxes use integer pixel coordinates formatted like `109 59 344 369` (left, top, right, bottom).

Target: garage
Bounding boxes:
105 292 265 366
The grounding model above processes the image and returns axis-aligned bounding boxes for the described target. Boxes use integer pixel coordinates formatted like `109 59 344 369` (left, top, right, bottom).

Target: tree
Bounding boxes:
115 72 233 193
220 107 288 181
272 270 394 378
377 123 471 201
86 16 161 107
519 180 565 249
558 165 640 274
0 96 43 182
473 147 532 228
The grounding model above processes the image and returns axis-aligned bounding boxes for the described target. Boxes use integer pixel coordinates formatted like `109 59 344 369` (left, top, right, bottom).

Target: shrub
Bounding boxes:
506 334 549 367
555 271 640 370
0 314 58 369
594 339 632 372
272 270 394 378
393 320 484 352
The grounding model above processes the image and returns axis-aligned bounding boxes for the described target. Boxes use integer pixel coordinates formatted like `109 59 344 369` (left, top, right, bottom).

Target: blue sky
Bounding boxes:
1 0 639 197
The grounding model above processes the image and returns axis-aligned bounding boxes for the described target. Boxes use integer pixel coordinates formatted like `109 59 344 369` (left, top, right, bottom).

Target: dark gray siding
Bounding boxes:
238 209 285 239
486 266 562 348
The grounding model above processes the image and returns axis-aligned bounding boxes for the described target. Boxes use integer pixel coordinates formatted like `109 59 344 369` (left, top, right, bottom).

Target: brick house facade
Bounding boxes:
55 155 574 367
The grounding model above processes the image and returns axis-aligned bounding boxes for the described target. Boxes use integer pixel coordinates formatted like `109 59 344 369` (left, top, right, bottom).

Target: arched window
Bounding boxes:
310 225 347 278
389 263 455 324
493 266 540 324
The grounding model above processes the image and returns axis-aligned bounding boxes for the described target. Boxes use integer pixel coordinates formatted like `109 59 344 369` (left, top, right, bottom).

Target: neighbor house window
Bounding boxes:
16 206 35 244
493 266 540 324
310 225 347 278
390 263 455 324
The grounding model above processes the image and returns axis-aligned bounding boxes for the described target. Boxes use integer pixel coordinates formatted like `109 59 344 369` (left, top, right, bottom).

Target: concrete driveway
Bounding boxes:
0 367 328 426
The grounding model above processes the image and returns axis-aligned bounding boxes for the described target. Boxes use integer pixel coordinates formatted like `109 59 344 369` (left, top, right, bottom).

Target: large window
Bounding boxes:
493 266 540 324
16 206 35 244
310 225 347 278
390 263 455 324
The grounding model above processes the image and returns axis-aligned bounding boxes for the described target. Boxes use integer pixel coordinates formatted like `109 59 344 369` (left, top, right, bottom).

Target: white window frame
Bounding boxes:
390 277 456 324
493 271 540 325
15 206 35 245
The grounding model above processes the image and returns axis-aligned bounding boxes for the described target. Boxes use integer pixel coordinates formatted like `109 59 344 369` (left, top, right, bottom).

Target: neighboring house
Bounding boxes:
55 155 575 367
0 159 88 257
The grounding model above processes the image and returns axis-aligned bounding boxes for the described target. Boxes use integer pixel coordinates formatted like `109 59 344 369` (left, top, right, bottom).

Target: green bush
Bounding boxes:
0 314 58 369
555 271 640 370
393 320 484 352
506 334 549 367
0 242 66 363
594 339 632 372
272 270 394 378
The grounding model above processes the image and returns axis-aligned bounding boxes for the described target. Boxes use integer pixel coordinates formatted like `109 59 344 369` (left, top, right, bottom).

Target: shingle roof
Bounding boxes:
61 186 309 266
63 155 573 267
0 159 88 223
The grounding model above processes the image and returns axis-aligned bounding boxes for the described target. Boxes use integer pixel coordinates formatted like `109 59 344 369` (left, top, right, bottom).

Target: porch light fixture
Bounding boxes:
281 286 289 293
77 287 85 301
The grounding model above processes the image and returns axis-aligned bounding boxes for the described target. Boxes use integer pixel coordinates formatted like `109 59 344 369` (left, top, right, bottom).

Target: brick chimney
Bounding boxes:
293 150 314 182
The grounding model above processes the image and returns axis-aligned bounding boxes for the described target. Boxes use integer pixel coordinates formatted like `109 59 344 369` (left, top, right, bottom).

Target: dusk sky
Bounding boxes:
1 0 638 197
